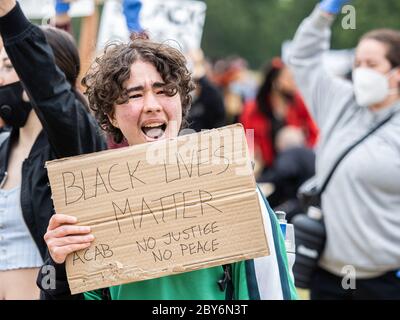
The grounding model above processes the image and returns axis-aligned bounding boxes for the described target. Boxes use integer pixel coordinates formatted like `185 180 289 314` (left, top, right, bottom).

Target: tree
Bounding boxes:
201 0 400 69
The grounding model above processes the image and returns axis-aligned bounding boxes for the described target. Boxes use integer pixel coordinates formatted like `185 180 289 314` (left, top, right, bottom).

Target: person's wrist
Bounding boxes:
55 13 71 26
320 9 335 19
311 6 336 29
0 0 16 17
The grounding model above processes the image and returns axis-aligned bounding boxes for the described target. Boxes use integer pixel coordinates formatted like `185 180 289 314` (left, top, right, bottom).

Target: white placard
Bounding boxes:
96 0 130 50
97 0 207 53
19 0 95 20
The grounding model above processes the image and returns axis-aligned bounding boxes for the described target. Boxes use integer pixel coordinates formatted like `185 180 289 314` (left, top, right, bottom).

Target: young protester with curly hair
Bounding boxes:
29 6 297 301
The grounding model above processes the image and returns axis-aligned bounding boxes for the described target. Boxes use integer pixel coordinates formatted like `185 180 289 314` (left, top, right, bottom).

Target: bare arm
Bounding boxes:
0 0 16 16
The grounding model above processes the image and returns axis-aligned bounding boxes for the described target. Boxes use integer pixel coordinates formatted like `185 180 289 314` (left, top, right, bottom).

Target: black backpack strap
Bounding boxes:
101 287 111 300
218 264 234 300
319 110 397 195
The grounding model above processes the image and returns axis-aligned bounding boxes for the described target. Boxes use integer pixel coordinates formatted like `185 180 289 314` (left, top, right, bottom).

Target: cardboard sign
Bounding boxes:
97 0 207 53
46 124 269 294
19 0 95 19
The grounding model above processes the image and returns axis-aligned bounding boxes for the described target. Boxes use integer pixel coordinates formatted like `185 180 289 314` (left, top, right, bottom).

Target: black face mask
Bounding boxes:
0 81 32 128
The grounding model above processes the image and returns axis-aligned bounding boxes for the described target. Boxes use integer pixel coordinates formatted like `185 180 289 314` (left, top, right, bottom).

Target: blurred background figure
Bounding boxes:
240 57 318 180
260 126 315 221
212 56 258 124
186 49 226 132
53 0 73 33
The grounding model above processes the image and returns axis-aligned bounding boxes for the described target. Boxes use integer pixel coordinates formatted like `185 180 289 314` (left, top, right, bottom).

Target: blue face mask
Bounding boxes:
0 81 32 128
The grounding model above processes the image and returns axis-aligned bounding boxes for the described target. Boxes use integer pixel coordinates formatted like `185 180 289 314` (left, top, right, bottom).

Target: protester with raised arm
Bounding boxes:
287 0 400 299
0 0 106 299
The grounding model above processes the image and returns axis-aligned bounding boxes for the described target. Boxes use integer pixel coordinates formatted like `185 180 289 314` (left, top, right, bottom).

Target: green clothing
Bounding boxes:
84 188 297 300
85 265 237 300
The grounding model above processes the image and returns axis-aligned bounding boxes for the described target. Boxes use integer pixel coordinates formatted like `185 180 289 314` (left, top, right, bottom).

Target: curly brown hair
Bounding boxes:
82 33 196 144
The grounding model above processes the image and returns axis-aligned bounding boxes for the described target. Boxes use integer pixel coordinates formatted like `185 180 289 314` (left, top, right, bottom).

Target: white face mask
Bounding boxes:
352 67 399 107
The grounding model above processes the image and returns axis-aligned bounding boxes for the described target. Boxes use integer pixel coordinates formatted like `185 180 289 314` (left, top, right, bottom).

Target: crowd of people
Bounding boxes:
0 0 399 300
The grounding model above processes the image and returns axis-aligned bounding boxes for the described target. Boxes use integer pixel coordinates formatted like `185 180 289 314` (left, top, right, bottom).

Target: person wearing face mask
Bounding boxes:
287 0 400 299
240 57 318 179
0 1 106 299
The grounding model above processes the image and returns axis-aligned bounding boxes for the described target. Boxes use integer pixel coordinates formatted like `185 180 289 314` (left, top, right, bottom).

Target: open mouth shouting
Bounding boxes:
141 120 167 141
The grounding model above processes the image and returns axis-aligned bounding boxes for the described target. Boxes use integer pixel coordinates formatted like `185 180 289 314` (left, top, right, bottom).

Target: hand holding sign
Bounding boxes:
44 214 94 264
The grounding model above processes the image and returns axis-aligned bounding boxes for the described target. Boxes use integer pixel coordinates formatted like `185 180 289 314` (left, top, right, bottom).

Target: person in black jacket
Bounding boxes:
0 1 106 299
260 126 315 221
186 50 226 132
187 76 226 132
